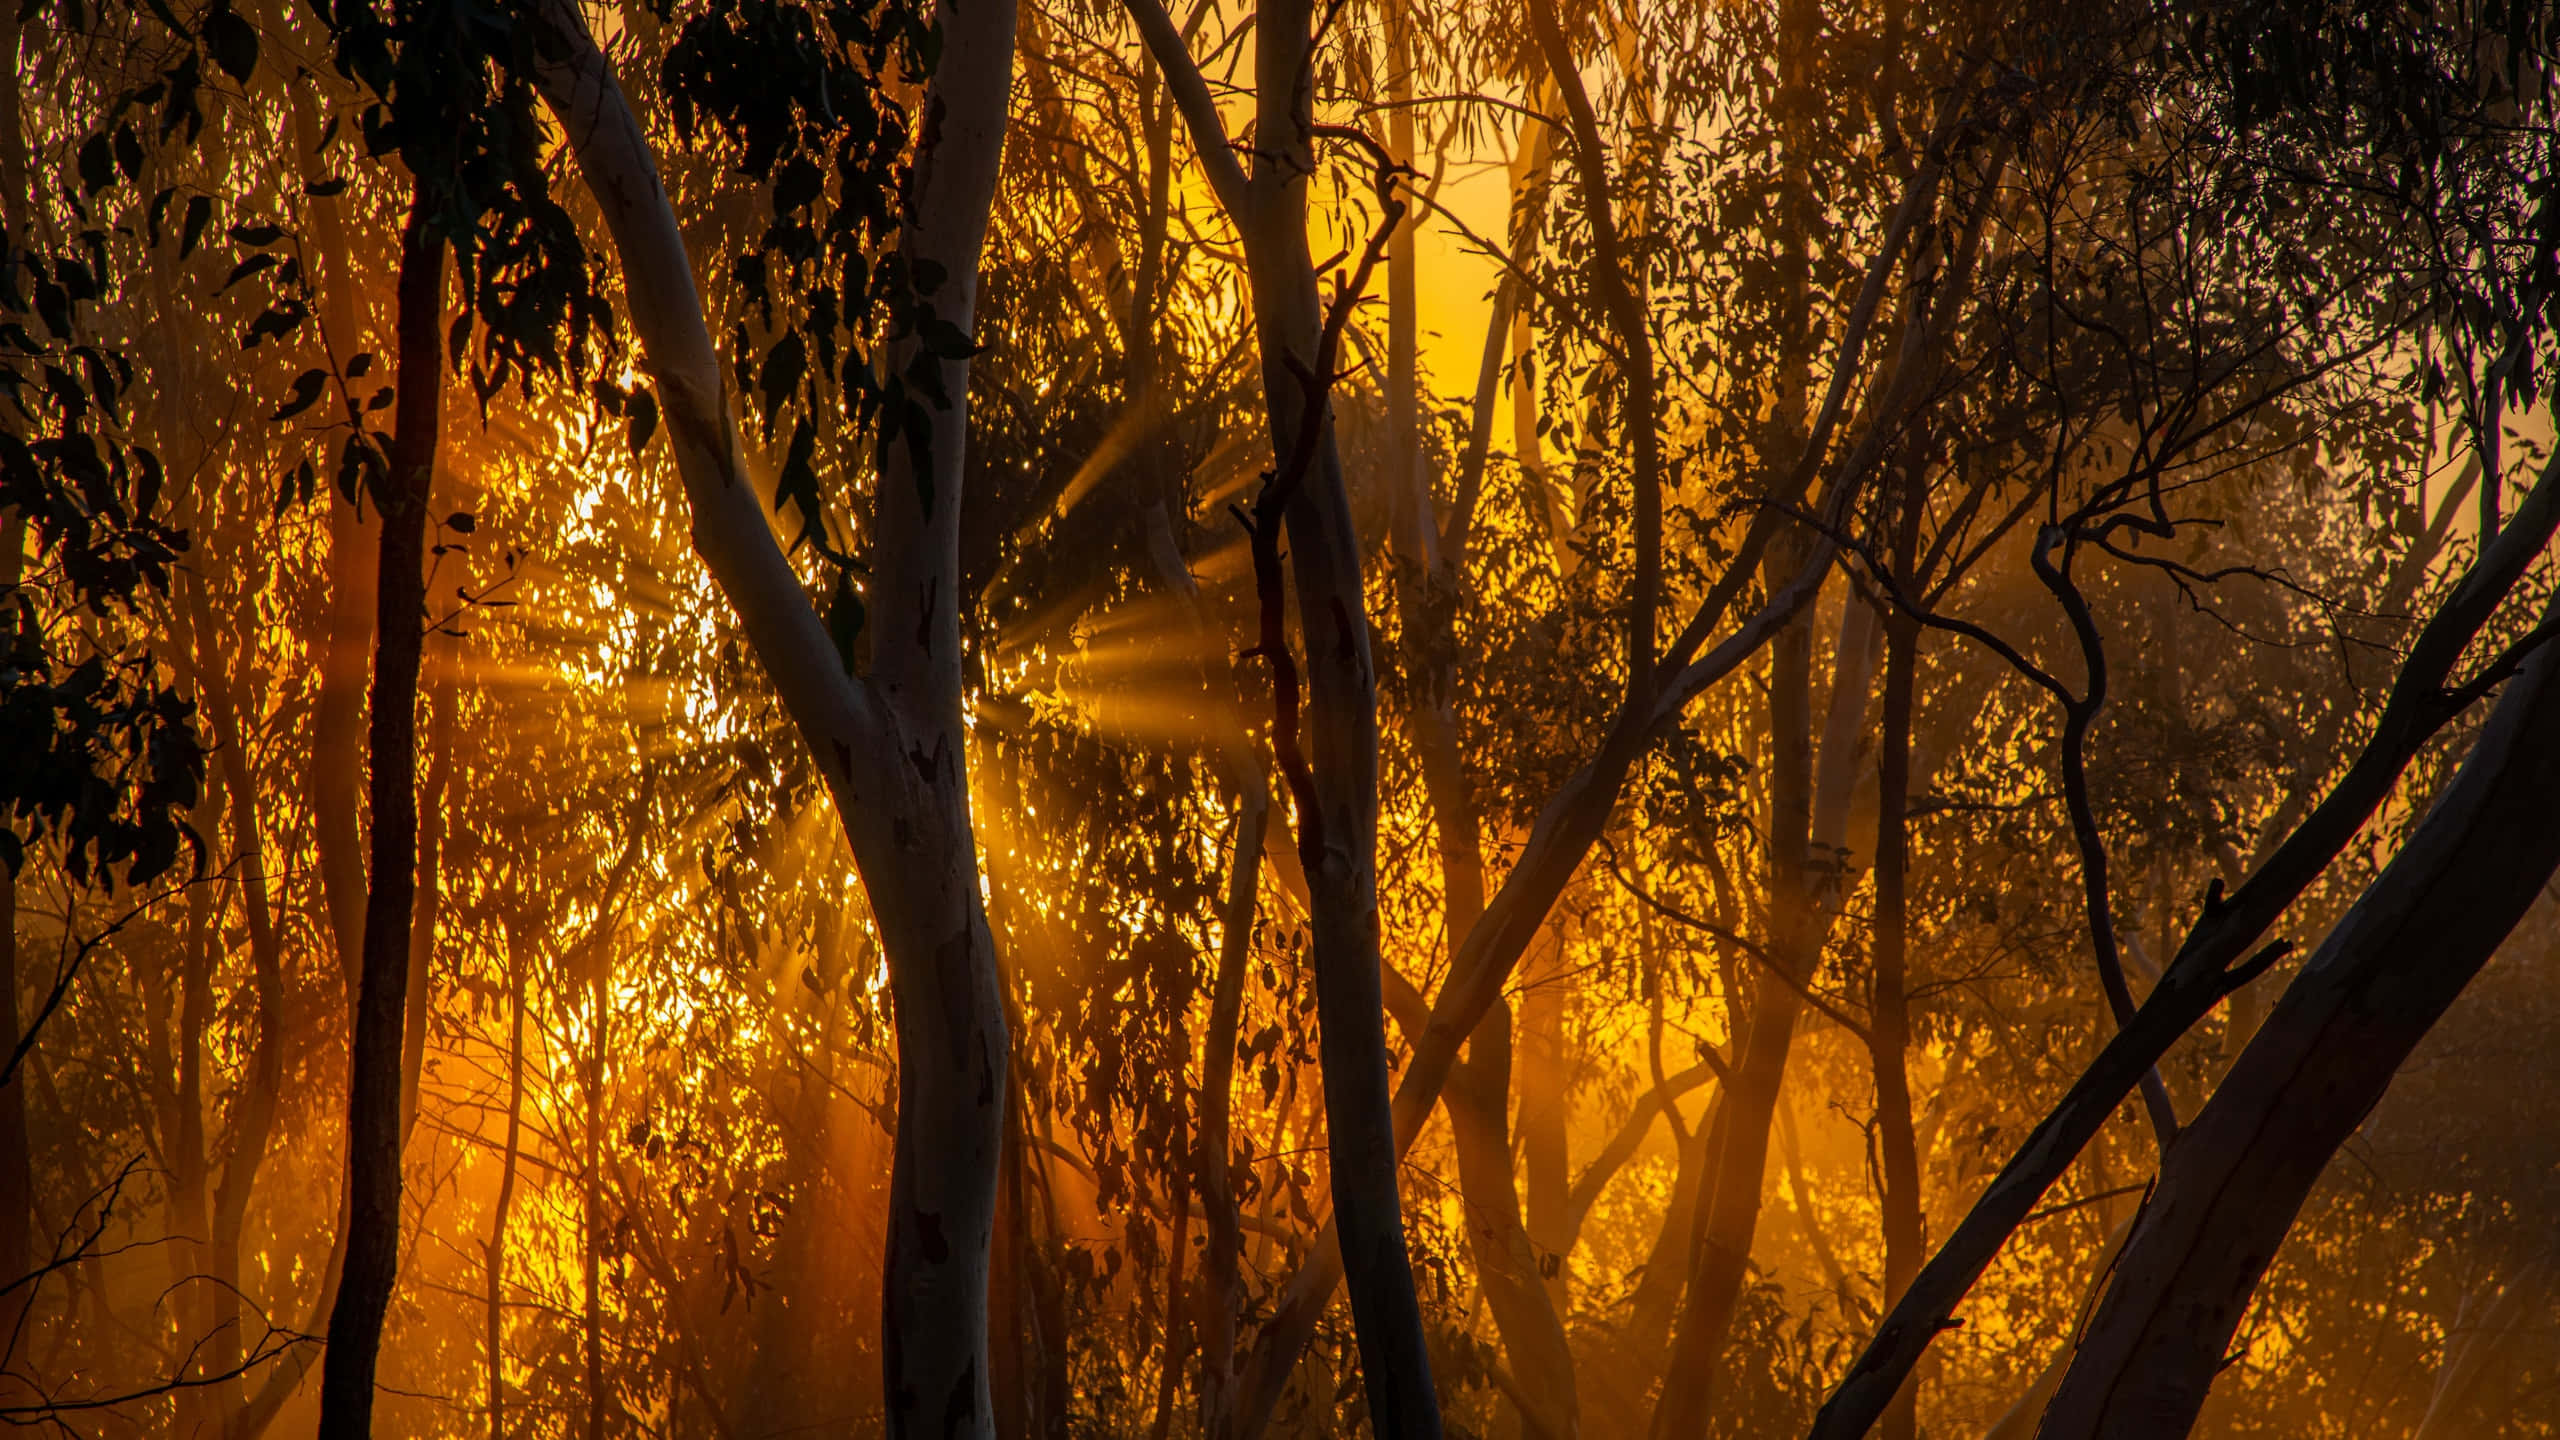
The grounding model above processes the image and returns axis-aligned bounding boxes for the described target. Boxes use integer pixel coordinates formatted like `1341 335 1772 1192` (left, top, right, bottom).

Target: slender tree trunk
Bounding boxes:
1231 2 1444 1432
0 843 23 1398
1655 571 1877 1438
1651 548 1815 1440
293 86 378 996
2410 1256 2553 1440
1517 939 1572 1313
401 644 453 1148
315 195 445 1440
2034 590 2560 1440
585 955 607 1440
187 582 285 1434
1195 745 1266 1438
1378 10 1574 1432
1868 603 1926 1440
169 810 215 1436
225 96 380 1440
484 924 525 1440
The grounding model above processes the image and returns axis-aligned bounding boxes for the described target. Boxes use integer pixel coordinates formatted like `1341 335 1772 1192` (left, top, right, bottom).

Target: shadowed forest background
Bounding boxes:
4 0 2560 1436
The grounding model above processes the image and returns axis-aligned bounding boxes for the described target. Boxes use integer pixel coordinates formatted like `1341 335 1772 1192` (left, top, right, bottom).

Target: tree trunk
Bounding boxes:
584 953 608 1440
293 85 379 997
316 195 445 1440
185 580 287 1432
1517 939 1572 1314
0 8 32 1404
1233 1 1445 1432
484 923 526 1440
1380 9 1574 1421
1868 602 1926 1440
0 843 23 1401
2033 588 2560 1440
529 6 1018 1432
1653 562 1874 1439
400 641 453 1148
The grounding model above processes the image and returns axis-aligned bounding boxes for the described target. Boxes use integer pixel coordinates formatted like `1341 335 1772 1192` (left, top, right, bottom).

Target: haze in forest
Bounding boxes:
3 1 2559 1439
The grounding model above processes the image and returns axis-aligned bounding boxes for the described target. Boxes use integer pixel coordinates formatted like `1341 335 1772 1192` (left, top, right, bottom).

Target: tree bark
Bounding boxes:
484 922 526 1440
1868 601 1926 1440
529 6 1017 1432
2032 586 2560 1440
400 642 452 1149
316 194 445 1440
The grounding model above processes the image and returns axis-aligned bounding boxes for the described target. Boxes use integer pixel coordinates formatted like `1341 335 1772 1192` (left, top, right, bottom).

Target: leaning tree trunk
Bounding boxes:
1808 446 2560 1440
2031 585 2560 1440
315 193 445 1440
529 4 1017 1433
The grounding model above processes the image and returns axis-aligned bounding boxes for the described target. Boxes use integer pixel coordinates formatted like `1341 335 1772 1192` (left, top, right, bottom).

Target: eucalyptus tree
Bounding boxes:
525 0 1020 1429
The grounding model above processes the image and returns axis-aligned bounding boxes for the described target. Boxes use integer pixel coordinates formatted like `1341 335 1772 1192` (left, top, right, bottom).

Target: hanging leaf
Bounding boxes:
178 195 212 259
626 384 658 454
270 368 328 420
202 4 260 83
77 134 116 196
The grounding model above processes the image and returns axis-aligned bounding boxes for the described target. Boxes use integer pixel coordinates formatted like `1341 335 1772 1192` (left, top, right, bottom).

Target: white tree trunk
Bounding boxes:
529 4 1016 1432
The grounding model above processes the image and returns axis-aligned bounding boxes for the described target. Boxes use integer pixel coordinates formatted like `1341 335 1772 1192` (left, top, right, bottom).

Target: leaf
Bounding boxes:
34 281 72 340
218 252 277 291
270 368 327 420
826 574 865 676
240 300 305 349
626 385 658 453
202 5 259 83
179 195 212 258
346 351 373 378
919 313 980 361
77 133 115 196
446 510 476 534
112 122 143 184
772 155 823 216
759 330 805 424
228 222 282 247
274 458 314 518
303 176 348 198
